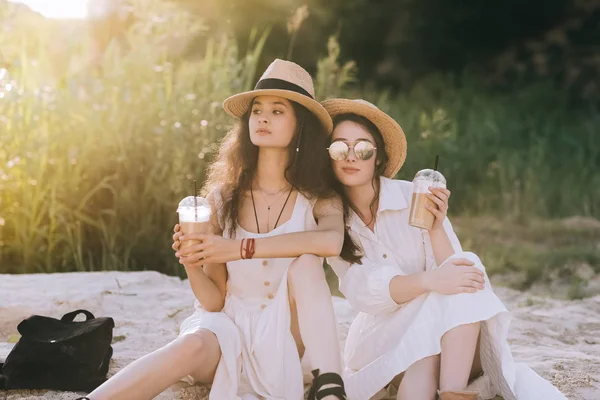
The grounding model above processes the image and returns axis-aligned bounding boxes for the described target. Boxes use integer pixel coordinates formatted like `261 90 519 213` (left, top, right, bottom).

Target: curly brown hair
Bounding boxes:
203 100 362 263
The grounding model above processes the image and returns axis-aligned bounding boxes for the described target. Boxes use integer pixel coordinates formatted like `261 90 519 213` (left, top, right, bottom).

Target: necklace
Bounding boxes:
258 185 290 211
250 184 294 233
256 181 290 196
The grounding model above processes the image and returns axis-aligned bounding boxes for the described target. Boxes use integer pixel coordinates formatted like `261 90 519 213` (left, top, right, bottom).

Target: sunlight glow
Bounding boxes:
9 0 90 20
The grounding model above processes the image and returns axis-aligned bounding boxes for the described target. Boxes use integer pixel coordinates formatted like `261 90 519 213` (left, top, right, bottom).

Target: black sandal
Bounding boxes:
307 369 347 400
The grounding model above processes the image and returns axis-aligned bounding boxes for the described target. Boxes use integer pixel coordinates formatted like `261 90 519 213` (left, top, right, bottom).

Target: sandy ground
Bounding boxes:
0 271 597 400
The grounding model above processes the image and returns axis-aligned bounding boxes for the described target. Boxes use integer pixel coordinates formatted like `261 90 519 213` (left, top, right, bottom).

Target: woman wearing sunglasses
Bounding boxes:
323 99 567 400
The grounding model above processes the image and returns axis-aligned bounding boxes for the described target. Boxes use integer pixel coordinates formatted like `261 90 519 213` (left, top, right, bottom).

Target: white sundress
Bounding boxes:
178 190 318 400
328 177 567 400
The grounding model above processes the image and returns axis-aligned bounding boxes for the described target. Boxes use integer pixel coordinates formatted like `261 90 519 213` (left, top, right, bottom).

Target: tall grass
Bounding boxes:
379 76 600 220
0 2 598 275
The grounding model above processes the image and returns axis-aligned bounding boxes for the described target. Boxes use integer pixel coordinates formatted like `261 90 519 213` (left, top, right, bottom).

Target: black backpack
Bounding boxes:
0 309 114 392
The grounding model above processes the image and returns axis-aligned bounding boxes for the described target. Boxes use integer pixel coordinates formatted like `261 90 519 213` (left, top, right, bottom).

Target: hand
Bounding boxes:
172 224 182 253
421 258 485 295
175 232 241 266
426 186 451 231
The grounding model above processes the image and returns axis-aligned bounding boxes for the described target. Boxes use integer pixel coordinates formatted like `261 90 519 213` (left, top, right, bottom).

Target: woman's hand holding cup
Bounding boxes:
421 257 486 295
425 186 451 231
172 224 182 252
175 232 240 266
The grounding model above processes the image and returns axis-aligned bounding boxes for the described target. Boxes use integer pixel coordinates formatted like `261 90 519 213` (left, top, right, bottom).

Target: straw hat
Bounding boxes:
223 59 333 132
322 99 407 178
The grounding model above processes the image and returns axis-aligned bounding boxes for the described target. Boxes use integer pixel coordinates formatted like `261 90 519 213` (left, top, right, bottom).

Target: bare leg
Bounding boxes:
439 322 481 392
396 355 440 400
87 330 221 400
288 254 342 399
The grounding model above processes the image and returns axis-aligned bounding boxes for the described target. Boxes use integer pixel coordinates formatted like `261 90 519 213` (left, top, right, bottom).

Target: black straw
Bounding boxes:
193 180 198 221
434 155 439 171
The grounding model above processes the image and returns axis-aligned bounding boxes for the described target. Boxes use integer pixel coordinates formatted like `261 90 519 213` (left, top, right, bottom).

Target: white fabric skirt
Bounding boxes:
343 252 567 400
178 266 306 400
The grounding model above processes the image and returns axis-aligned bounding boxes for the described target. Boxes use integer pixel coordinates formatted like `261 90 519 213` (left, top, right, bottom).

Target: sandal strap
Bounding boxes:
317 386 347 400
309 369 347 400
311 369 345 388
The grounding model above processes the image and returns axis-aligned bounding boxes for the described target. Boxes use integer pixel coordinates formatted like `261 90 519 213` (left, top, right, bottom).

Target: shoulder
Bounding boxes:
313 194 343 217
205 184 231 233
380 177 413 200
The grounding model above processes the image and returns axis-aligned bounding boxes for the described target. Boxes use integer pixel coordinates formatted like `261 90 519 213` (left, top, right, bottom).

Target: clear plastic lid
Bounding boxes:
177 196 211 222
412 169 447 192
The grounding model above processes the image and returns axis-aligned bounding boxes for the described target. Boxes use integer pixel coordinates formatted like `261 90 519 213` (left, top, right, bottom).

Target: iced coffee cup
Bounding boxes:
408 169 447 230
177 196 212 249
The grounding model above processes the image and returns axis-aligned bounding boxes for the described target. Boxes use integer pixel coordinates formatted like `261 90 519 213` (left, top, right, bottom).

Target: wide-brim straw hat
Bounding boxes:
223 59 333 133
322 99 407 178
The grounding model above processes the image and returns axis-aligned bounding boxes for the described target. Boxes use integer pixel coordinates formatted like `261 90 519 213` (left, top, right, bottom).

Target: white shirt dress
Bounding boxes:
178 190 318 400
328 177 567 400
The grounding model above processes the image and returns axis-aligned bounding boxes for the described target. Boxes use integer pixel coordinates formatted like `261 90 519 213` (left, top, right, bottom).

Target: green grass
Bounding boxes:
454 216 600 297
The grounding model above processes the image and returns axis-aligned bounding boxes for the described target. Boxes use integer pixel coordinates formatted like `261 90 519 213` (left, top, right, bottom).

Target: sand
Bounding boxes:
0 271 597 399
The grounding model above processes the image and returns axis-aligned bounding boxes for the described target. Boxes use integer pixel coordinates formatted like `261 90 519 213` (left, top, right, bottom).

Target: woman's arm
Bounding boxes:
252 195 344 258
385 186 482 304
173 191 227 312
425 186 460 265
177 195 345 264
335 255 484 312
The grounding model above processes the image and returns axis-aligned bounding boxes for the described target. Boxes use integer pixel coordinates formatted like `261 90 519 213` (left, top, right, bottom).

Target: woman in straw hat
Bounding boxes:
78 60 354 400
323 99 567 400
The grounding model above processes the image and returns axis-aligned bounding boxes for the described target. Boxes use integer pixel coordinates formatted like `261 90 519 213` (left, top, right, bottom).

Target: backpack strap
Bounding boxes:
0 364 5 389
61 310 95 322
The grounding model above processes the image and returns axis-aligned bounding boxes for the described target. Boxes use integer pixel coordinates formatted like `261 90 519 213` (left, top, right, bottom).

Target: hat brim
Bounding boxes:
322 99 407 178
223 89 333 133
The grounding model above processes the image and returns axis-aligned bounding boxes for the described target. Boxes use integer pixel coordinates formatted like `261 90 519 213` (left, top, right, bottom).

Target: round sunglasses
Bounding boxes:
327 140 377 161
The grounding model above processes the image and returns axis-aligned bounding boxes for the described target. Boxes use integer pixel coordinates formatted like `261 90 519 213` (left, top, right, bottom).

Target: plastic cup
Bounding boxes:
176 196 212 249
408 169 447 230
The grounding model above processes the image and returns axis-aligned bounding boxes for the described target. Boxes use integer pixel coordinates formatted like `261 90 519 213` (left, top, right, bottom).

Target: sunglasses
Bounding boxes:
327 140 377 161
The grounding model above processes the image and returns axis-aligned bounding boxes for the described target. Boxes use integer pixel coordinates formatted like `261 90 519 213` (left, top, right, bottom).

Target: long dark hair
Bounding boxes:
331 113 389 232
204 100 362 263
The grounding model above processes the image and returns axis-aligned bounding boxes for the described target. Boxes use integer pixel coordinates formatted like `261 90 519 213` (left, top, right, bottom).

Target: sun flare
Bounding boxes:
9 0 90 20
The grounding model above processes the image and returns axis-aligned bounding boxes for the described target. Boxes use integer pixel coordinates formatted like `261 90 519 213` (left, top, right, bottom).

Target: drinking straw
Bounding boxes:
193 180 198 221
434 155 439 171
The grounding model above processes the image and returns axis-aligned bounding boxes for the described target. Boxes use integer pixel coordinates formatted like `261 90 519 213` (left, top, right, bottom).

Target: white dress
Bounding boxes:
328 177 567 400
178 190 318 400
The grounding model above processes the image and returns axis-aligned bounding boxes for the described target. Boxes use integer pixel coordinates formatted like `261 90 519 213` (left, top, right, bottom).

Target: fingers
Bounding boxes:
174 224 180 233
179 252 205 265
426 192 448 212
179 232 210 242
429 187 451 201
180 260 205 269
465 270 485 282
463 277 485 290
457 286 478 294
176 242 207 257
171 241 180 251
452 258 476 267
465 266 484 278
425 203 445 220
172 231 182 242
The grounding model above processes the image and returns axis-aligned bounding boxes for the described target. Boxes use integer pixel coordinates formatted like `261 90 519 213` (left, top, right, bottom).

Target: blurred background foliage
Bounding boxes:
0 0 599 298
